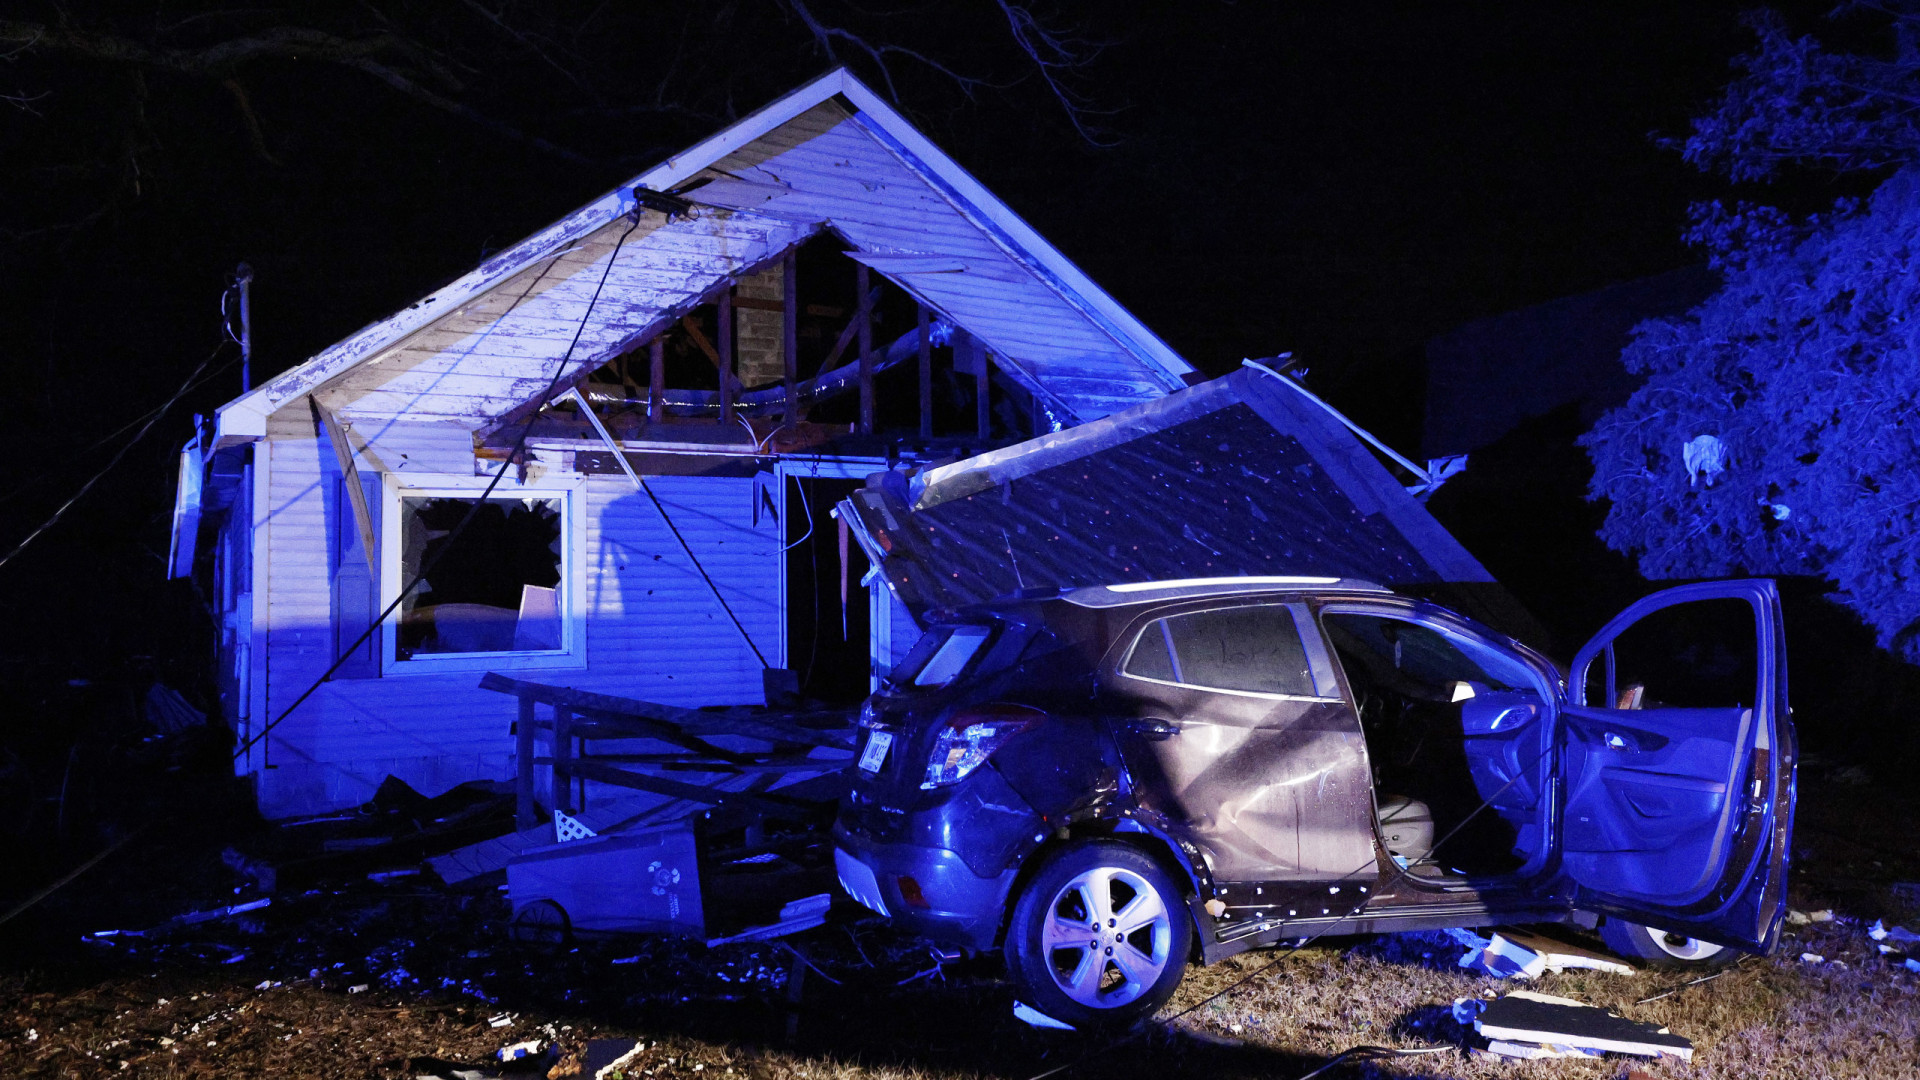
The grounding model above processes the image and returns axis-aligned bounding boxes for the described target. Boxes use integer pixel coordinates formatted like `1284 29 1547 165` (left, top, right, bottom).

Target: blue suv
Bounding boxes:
834 576 1795 1026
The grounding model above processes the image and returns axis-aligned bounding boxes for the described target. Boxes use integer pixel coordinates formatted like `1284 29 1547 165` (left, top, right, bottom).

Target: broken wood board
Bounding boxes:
1476 990 1693 1061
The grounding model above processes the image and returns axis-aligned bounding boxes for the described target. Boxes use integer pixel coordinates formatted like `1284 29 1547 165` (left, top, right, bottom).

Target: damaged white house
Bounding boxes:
170 70 1208 816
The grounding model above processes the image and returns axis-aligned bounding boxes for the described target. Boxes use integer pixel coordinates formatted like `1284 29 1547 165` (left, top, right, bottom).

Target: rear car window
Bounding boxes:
1123 605 1317 696
899 625 994 688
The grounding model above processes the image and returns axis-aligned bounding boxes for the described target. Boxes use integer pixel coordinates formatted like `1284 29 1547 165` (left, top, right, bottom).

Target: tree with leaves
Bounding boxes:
1584 0 1920 658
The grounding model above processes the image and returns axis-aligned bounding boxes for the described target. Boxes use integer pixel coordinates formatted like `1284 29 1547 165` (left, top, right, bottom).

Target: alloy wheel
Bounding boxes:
1039 865 1173 1008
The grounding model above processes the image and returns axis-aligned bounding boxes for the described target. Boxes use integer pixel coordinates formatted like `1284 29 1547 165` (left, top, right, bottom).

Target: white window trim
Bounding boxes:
379 473 588 675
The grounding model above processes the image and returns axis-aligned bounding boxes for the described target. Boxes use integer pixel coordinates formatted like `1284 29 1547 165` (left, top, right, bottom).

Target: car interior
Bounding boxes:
1318 609 1549 879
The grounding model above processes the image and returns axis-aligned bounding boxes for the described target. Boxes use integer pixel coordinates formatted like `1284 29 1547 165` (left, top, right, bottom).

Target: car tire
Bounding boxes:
1600 918 1737 968
1003 840 1193 1028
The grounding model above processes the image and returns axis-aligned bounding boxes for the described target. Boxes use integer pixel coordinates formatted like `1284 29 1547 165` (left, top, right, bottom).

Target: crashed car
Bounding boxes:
834 575 1795 1026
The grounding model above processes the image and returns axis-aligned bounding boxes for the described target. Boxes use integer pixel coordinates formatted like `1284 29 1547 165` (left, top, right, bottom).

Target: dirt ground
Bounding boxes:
2 766 1916 1080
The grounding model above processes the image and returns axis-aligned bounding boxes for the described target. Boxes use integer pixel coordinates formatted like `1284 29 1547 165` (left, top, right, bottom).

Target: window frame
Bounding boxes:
1116 600 1341 702
379 474 587 675
1313 601 1556 706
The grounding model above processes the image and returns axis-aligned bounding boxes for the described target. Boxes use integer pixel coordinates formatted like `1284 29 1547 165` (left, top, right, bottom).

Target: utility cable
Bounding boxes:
0 344 225 572
631 472 770 668
0 352 240 508
1292 1044 1454 1080
233 212 645 763
0 824 151 929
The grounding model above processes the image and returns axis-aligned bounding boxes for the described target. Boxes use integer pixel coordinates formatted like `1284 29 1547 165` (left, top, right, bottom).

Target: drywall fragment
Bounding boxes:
1013 1001 1075 1031
1474 990 1693 1062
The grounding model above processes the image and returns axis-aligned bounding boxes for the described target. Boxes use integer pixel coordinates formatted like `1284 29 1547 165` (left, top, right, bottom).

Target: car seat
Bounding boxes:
1377 794 1434 864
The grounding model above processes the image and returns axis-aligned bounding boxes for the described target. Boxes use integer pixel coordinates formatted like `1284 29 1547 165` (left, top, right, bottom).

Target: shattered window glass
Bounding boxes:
397 495 564 660
1128 605 1315 696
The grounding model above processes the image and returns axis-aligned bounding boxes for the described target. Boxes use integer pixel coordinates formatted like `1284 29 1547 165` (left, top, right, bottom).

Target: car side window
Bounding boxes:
1124 605 1317 696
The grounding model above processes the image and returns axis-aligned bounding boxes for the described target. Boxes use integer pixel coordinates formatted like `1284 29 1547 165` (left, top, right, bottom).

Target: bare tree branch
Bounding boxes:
993 1 1117 146
780 0 992 103
220 78 282 166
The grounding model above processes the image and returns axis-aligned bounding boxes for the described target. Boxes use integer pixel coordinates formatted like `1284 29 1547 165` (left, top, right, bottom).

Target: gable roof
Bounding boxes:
213 69 1192 447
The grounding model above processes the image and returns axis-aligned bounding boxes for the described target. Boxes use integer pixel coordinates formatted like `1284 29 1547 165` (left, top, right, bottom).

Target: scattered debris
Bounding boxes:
1451 927 1633 978
496 1039 544 1062
1800 953 1826 965
1013 1001 1075 1031
705 893 832 947
1868 919 1920 946
582 1039 647 1080
487 1013 515 1029
81 897 272 943
1786 908 1834 926
1474 990 1693 1062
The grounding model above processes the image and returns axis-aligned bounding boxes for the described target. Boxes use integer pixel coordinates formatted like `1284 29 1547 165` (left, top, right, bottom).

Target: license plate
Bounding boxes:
858 730 894 773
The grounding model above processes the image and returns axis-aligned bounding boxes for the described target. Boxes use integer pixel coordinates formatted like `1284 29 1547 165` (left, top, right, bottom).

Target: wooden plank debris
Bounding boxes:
1475 991 1694 1062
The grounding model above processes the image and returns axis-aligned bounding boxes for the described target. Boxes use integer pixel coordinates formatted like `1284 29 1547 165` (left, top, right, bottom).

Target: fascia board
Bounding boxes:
213 396 270 447
834 75 1193 391
221 68 856 423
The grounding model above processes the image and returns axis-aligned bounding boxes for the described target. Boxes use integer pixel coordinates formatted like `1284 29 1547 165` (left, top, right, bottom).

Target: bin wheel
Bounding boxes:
510 899 572 948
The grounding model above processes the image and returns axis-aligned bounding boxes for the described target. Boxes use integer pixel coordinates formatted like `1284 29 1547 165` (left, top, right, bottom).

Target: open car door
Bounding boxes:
1556 580 1795 951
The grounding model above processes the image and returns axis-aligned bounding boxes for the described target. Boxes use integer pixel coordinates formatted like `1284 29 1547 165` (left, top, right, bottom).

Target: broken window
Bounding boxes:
395 495 564 660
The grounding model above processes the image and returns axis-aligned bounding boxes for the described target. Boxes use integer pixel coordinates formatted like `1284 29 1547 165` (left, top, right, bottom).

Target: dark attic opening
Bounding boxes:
500 230 1053 461
397 496 564 659
785 474 872 704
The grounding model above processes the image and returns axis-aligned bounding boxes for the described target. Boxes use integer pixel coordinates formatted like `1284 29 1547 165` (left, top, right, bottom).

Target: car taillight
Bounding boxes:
920 704 1045 790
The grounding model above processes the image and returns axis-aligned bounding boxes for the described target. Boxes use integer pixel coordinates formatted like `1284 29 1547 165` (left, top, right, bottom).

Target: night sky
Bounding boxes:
0 1 1849 682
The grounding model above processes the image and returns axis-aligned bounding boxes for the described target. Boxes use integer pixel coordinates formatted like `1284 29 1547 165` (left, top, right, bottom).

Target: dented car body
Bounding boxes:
834 576 1796 1022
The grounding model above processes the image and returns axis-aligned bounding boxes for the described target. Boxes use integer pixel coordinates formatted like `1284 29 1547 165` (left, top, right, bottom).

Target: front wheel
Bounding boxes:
1601 919 1736 968
1003 840 1193 1028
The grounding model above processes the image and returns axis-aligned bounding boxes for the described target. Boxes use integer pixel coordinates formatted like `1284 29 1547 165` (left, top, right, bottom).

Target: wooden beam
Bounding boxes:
812 286 882 377
477 672 858 750
310 399 378 574
917 304 933 439
783 250 799 426
857 264 874 434
516 695 537 830
561 760 830 819
553 706 574 813
718 288 735 426
648 336 665 423
977 349 992 440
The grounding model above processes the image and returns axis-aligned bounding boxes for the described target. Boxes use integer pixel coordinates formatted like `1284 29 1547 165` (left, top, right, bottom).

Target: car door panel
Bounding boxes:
1560 704 1750 899
1556 579 1793 949
1106 602 1375 885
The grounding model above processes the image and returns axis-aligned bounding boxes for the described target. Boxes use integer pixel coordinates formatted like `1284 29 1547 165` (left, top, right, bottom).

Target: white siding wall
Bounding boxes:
251 418 780 817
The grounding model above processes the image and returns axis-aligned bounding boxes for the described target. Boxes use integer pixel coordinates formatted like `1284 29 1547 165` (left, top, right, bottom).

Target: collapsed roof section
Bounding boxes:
840 366 1494 613
211 68 1192 448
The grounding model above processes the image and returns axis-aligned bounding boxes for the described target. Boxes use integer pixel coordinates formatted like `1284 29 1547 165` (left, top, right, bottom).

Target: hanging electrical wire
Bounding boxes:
0 352 239 508
0 343 226 573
